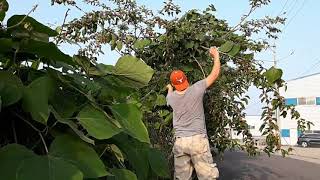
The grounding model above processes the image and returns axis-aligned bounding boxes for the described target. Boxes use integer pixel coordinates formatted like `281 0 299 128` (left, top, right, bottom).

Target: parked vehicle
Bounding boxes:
297 133 320 147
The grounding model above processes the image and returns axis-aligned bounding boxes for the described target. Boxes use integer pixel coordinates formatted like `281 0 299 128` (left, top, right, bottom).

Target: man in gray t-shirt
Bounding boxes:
166 47 220 180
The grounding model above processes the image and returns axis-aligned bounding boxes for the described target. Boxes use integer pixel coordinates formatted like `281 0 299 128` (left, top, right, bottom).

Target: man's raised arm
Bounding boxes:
205 47 221 88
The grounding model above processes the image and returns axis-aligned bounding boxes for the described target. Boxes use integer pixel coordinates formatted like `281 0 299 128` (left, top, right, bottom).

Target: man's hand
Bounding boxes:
209 46 219 59
166 84 173 92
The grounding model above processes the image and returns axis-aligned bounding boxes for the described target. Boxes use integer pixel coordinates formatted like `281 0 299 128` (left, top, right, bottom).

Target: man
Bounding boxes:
166 47 220 180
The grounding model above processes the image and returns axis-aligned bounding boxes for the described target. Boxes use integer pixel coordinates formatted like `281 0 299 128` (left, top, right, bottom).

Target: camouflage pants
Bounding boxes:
173 134 219 180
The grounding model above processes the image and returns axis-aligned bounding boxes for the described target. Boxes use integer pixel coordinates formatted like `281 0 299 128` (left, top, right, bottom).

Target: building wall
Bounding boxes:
279 73 320 145
231 115 263 140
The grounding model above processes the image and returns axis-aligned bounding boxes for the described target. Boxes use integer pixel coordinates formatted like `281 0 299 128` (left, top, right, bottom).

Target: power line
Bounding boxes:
278 0 290 16
299 58 320 77
283 0 307 31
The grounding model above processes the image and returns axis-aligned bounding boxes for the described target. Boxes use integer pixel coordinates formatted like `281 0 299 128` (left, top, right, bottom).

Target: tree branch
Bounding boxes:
56 8 71 45
11 111 48 154
220 6 256 39
192 56 206 79
6 4 39 30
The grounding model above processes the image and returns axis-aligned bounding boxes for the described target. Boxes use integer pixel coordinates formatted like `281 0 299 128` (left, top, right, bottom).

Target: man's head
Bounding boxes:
170 70 189 91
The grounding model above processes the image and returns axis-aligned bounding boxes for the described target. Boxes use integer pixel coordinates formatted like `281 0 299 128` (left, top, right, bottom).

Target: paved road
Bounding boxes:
215 151 320 180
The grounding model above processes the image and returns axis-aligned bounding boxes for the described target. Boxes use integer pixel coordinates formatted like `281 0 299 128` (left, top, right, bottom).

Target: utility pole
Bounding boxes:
272 42 281 143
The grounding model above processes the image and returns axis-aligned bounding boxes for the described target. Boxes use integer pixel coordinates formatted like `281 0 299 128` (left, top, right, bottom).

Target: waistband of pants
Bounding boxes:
175 133 207 140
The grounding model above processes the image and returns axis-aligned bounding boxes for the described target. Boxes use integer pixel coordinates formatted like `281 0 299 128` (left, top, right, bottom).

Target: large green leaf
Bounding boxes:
77 105 122 140
263 66 283 84
228 44 240 57
148 148 170 178
7 15 58 36
110 103 150 143
0 144 35 180
22 76 53 124
50 135 109 178
113 134 150 180
0 71 23 107
109 169 138 180
50 87 79 118
16 156 83 180
20 39 74 65
113 55 154 88
219 41 234 53
0 0 9 21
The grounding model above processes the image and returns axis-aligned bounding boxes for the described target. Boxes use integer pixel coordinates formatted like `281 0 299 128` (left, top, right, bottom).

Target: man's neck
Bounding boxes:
176 88 187 94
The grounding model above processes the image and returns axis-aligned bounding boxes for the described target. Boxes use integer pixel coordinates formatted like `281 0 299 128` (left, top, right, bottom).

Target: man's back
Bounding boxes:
166 79 207 137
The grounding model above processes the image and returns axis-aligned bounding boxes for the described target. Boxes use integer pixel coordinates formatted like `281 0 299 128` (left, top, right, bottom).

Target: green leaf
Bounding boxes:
113 55 154 88
155 94 167 107
185 41 194 49
22 76 53 124
228 44 240 57
74 55 92 75
77 105 122 140
133 39 151 49
111 103 150 143
109 169 138 180
97 63 114 75
20 39 74 65
0 144 35 180
263 67 283 84
30 32 49 43
0 0 9 21
0 38 13 53
111 39 117 50
181 64 193 72
50 135 109 178
158 110 170 118
50 106 95 145
117 41 123 51
7 15 58 36
164 113 173 125
110 144 124 163
219 41 234 53
113 134 150 180
0 71 23 107
148 148 170 178
31 59 40 69
16 156 83 180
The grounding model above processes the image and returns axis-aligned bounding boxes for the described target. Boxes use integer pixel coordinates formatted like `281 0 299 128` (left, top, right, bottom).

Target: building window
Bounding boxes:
298 97 315 105
285 98 297 105
248 125 255 129
298 97 306 105
316 97 320 105
306 97 316 105
281 129 290 137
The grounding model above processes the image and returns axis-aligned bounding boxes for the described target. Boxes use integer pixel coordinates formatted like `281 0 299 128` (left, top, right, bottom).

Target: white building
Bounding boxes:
279 73 320 145
230 115 264 140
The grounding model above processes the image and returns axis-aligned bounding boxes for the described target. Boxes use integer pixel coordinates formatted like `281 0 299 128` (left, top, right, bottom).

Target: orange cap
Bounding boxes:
170 70 189 91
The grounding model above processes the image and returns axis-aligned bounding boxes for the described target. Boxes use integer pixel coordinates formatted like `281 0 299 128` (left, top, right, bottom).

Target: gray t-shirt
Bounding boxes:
166 79 207 137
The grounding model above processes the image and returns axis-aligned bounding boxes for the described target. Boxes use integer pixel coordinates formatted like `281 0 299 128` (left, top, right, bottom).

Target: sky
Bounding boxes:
6 0 320 115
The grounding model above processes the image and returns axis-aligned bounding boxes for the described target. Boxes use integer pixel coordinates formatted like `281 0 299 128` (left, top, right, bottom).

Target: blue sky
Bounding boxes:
7 0 320 114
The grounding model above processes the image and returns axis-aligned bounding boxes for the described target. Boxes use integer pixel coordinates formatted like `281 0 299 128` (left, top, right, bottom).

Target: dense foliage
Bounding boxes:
57 0 312 158
0 0 170 179
0 0 314 179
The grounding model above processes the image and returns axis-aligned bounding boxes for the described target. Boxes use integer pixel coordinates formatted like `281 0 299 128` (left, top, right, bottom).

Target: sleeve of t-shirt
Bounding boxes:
192 79 207 95
166 92 172 106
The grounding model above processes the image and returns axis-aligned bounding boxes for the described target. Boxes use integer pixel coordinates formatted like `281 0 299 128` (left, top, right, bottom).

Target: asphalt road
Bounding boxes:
215 151 320 180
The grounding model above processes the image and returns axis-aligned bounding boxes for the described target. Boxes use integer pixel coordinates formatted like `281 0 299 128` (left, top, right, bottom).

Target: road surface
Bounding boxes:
215 151 320 180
